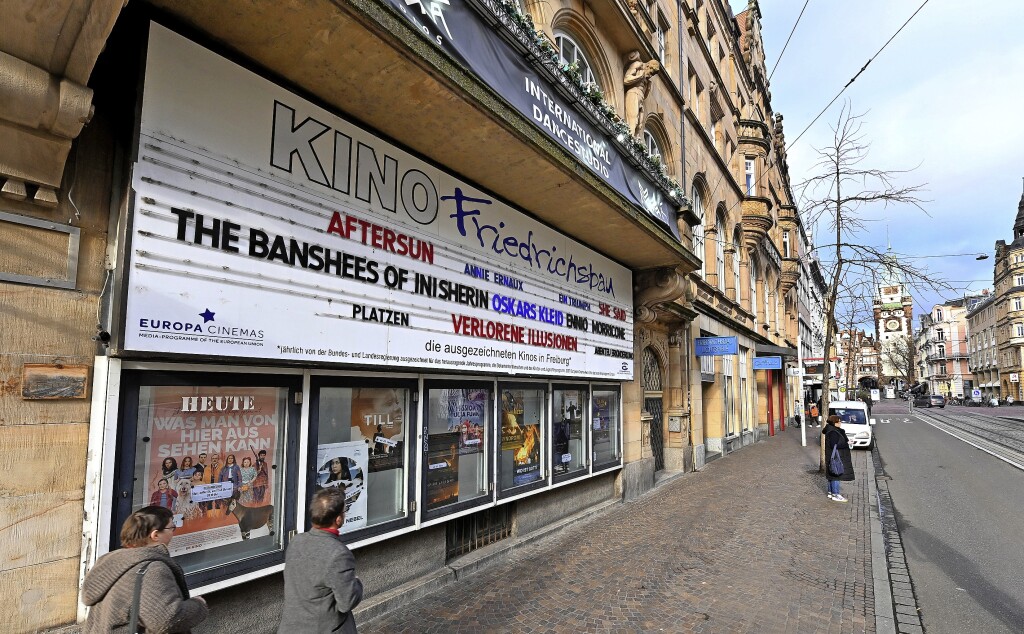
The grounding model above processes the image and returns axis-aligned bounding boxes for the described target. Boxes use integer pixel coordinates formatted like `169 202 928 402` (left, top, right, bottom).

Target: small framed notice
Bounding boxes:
22 364 89 399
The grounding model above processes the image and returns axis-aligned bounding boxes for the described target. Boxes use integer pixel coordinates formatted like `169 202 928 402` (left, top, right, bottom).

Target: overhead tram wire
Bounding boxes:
767 0 811 82
693 0 933 238
786 0 932 149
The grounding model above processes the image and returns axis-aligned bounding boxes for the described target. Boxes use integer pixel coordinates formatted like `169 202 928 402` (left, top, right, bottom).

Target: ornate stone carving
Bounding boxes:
741 197 774 253
634 267 688 324
623 51 661 138
0 0 125 208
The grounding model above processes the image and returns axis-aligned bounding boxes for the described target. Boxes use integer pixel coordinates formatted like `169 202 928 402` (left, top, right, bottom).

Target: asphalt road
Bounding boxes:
871 401 1024 633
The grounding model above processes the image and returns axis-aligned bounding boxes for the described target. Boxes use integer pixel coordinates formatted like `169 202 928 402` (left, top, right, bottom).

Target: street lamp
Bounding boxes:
976 254 989 261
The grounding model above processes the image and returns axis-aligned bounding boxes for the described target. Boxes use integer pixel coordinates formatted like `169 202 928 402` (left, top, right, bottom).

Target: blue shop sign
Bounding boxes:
694 336 738 357
753 356 782 370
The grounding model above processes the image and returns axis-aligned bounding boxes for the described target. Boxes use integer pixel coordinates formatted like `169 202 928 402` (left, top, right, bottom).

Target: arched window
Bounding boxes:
732 227 742 302
692 186 705 278
750 260 758 327
715 213 726 291
774 284 780 332
555 33 596 86
643 129 662 165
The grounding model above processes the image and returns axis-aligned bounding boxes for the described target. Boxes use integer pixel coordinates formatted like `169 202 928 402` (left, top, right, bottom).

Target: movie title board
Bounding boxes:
123 26 634 380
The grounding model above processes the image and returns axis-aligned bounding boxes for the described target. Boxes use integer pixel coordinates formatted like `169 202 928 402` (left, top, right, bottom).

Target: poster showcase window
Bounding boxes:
498 385 546 494
313 385 410 533
592 386 622 467
424 385 492 514
131 385 288 574
552 386 588 479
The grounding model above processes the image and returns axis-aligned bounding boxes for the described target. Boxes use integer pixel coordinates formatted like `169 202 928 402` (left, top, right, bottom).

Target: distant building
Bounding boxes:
967 291 998 400
915 300 973 398
837 329 878 396
994 193 1024 400
873 249 914 387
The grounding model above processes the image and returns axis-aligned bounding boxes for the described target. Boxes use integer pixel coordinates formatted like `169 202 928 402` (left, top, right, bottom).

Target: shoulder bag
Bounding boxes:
129 561 153 634
829 443 844 476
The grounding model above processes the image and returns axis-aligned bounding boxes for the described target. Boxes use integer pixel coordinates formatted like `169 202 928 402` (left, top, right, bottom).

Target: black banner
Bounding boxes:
382 0 680 239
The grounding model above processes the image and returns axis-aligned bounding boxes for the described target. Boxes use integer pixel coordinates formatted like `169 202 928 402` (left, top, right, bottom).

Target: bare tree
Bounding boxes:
796 104 949 469
880 334 915 391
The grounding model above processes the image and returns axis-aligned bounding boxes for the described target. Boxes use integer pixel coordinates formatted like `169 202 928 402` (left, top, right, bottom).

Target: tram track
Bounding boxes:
912 408 1024 470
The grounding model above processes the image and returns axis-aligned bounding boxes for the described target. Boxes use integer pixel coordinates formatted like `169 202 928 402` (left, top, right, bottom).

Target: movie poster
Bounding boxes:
445 389 486 455
593 394 611 444
500 390 541 486
350 388 405 473
315 441 369 533
139 386 281 556
426 432 460 510
553 390 583 475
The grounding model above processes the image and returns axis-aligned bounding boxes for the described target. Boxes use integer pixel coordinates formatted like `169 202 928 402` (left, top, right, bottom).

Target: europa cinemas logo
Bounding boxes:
137 308 265 348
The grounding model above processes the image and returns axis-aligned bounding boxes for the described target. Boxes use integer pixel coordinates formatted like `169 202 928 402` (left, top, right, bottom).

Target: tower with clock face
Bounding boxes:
874 252 914 385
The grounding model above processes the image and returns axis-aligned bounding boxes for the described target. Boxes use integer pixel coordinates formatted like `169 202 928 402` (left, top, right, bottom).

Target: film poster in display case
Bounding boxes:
426 432 460 510
592 394 611 444
553 391 583 475
315 441 369 533
140 386 280 556
350 387 405 473
446 389 486 455
500 390 541 486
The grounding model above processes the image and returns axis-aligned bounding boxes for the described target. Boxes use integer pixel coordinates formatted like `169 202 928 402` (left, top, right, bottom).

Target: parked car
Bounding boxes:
827 400 875 450
929 395 946 408
912 393 932 407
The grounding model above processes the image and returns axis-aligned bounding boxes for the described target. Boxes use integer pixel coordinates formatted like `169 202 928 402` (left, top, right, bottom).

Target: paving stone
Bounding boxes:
361 430 878 633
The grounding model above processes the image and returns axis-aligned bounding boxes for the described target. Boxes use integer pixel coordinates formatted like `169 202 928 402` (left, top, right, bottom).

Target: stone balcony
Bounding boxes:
780 257 801 295
741 196 774 252
738 119 771 154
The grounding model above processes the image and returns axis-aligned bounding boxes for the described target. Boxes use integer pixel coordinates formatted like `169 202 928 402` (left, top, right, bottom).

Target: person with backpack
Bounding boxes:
82 505 208 633
823 415 854 502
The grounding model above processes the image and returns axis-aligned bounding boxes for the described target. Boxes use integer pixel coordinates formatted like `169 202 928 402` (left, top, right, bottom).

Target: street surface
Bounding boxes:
871 400 1024 633
363 427 876 633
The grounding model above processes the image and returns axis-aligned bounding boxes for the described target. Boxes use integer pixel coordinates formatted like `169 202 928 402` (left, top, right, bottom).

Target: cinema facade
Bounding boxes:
0 0 739 628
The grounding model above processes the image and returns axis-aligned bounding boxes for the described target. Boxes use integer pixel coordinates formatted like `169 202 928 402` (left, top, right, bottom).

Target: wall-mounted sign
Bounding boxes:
1012 373 1020 383
122 26 634 380
381 0 680 238
21 364 89 399
752 356 782 371
694 337 738 357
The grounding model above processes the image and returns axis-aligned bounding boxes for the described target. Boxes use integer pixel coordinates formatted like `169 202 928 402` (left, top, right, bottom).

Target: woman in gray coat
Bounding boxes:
82 506 208 633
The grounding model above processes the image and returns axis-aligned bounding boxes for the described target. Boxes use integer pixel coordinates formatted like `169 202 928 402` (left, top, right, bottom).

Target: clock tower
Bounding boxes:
874 250 914 385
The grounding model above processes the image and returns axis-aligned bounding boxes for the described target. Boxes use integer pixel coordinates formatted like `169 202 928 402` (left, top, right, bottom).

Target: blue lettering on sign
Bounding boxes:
694 336 738 357
443 187 617 298
752 356 783 370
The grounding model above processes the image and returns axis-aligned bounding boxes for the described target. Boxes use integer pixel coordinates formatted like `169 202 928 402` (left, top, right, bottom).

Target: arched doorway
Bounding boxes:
642 346 665 471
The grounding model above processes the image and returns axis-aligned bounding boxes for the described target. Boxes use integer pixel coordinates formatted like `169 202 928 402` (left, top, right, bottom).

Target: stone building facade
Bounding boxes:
967 291 998 400
994 194 1024 401
0 0 807 630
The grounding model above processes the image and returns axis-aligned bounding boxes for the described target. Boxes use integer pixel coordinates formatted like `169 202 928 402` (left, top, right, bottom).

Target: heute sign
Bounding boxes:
121 25 634 380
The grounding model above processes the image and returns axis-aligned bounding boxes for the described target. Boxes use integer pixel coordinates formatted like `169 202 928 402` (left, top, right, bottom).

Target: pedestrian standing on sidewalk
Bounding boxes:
82 505 208 633
823 415 854 502
279 487 363 633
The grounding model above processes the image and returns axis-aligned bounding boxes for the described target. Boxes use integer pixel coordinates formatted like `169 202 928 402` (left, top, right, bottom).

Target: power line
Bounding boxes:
694 0 934 271
787 0 931 149
767 0 811 82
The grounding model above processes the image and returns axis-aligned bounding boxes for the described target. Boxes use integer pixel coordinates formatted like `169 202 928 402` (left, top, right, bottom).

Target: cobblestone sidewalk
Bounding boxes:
364 428 876 633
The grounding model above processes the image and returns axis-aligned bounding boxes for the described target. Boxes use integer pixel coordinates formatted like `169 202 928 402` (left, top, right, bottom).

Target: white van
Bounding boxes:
827 400 875 449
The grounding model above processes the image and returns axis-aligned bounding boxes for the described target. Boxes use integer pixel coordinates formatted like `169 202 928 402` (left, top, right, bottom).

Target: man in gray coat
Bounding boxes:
279 487 363 633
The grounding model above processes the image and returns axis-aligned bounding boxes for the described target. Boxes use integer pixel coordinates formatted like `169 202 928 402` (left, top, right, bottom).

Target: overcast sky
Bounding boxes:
729 0 1024 324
